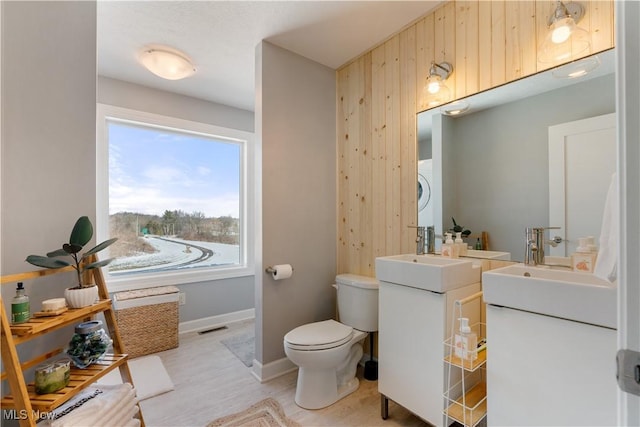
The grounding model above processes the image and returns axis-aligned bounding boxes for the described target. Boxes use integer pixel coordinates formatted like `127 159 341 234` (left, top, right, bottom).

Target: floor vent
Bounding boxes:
197 325 228 335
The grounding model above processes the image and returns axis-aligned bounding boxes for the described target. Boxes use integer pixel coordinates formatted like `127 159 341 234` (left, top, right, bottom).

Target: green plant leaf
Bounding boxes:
25 255 70 269
83 238 118 257
46 248 68 258
62 243 83 255
69 216 93 247
83 258 115 270
462 230 472 237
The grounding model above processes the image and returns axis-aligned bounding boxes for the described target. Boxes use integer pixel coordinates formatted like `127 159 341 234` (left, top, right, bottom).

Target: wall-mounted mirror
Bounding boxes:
417 49 616 261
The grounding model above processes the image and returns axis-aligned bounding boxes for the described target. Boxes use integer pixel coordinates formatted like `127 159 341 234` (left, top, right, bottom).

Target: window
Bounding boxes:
97 105 255 291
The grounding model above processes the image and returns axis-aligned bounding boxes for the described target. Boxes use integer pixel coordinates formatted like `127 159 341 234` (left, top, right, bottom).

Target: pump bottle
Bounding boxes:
454 318 477 361
455 232 467 256
571 237 597 272
441 233 459 258
11 282 30 324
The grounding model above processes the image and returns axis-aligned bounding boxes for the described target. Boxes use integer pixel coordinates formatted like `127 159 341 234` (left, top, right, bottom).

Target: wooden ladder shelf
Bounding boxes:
0 255 145 427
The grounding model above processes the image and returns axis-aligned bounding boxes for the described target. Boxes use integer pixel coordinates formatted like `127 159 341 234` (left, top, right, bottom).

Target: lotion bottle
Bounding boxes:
454 318 477 361
11 282 30 324
441 233 459 258
571 238 597 272
455 232 467 256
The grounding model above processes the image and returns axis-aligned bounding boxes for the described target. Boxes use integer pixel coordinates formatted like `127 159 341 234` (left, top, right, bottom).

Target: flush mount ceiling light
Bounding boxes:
423 61 453 108
441 99 470 116
139 47 196 80
539 1 591 64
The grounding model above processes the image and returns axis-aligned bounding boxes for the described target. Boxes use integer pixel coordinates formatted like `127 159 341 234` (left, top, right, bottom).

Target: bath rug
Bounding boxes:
207 398 300 427
221 331 255 367
98 354 174 401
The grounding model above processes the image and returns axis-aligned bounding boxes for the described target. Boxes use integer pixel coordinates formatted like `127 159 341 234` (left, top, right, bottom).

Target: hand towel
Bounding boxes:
594 172 618 283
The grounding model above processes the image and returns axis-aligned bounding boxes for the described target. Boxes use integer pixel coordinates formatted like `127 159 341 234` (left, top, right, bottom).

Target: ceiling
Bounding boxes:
97 1 443 112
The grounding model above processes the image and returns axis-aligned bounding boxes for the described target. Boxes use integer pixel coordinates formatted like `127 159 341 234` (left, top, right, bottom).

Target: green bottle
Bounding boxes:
11 282 30 324
474 238 483 250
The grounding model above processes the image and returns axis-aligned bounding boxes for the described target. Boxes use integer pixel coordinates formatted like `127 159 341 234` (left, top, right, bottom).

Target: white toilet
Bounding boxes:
283 273 379 409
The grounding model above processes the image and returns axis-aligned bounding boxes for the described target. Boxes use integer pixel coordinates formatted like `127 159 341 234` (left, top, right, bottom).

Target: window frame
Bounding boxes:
96 104 255 292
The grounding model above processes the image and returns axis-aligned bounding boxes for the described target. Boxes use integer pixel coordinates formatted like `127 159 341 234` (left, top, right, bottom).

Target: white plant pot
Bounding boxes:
64 286 99 309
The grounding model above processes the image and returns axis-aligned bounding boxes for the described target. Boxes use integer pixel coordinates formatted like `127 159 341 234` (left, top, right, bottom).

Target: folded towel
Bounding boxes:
51 383 135 427
594 172 618 283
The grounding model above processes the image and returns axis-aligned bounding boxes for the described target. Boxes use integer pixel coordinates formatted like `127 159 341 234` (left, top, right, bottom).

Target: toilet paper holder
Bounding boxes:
265 265 294 274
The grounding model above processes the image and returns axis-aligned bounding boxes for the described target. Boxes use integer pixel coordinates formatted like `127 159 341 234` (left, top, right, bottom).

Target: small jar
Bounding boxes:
35 358 70 394
66 320 112 369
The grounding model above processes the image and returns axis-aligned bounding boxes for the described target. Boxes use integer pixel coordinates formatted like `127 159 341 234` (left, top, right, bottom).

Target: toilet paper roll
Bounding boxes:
271 264 293 280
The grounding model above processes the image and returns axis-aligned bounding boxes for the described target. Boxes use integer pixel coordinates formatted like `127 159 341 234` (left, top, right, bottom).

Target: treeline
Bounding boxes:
112 210 239 242
109 211 239 258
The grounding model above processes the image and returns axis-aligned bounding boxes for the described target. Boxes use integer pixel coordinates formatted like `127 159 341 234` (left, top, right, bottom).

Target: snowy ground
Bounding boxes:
108 235 239 274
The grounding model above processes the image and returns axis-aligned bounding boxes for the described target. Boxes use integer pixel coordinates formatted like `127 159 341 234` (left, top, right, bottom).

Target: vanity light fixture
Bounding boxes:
539 1 591 64
139 47 196 80
423 61 453 108
441 99 470 116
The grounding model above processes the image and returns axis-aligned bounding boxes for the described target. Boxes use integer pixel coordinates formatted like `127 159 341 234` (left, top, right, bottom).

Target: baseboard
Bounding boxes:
251 357 297 383
178 308 255 334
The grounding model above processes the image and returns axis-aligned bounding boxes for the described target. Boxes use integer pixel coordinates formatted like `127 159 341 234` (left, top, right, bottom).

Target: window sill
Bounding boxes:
105 265 255 293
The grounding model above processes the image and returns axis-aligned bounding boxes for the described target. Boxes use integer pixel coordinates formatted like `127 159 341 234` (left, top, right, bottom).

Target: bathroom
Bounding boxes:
1 1 639 426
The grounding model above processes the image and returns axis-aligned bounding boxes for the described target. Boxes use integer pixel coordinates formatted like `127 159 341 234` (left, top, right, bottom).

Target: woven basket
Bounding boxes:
115 287 179 359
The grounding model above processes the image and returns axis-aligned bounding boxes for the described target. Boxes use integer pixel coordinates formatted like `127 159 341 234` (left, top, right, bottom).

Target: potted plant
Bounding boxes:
26 216 117 308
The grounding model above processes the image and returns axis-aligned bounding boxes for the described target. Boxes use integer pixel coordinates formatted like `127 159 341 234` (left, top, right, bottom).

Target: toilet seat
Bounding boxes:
284 319 353 351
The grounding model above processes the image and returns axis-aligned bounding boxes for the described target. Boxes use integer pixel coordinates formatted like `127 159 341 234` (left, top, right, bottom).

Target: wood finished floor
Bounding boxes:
139 320 430 427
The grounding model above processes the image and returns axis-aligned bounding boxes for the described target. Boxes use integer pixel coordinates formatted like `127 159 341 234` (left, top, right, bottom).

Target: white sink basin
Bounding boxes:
463 249 511 260
483 264 617 328
375 254 481 293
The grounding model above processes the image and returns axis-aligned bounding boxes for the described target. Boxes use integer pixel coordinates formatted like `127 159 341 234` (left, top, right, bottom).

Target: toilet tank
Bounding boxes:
335 274 379 332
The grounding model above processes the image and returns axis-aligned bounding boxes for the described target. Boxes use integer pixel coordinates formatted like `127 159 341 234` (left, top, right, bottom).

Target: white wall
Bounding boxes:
255 41 336 369
98 76 254 133
1 4 97 418
1 0 97 293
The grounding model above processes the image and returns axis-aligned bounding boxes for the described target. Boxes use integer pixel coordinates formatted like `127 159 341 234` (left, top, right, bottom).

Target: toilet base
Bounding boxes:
294 372 360 410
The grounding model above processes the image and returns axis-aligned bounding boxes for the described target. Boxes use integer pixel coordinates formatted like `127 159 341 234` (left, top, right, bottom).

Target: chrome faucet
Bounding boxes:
413 226 426 255
426 226 436 254
525 227 561 265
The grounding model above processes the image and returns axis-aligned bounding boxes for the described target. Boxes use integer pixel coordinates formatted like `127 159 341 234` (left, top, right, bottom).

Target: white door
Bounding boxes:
616 1 640 424
548 113 616 256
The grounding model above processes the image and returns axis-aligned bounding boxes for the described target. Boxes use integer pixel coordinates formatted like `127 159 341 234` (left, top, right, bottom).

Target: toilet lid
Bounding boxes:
284 319 353 350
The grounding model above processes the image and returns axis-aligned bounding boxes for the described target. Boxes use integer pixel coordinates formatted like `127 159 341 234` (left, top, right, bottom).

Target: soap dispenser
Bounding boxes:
11 282 30 324
454 318 477 361
572 237 597 272
441 233 459 258
455 232 467 256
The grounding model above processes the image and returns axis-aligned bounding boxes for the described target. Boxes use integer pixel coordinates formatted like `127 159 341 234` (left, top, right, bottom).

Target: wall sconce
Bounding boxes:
139 47 196 80
423 61 453 108
539 1 591 64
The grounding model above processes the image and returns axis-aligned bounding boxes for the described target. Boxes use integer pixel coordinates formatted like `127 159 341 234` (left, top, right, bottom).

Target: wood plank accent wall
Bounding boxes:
336 0 615 277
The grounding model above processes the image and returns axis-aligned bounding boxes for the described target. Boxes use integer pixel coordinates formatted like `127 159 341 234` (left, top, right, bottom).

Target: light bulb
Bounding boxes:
427 76 441 94
551 17 574 44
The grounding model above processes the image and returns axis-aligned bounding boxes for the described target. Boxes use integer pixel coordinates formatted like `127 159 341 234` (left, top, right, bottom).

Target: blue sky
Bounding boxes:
108 122 240 218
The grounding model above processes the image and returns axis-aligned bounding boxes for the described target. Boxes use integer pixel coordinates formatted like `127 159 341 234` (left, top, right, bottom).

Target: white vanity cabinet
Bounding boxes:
378 280 481 426
486 304 617 426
